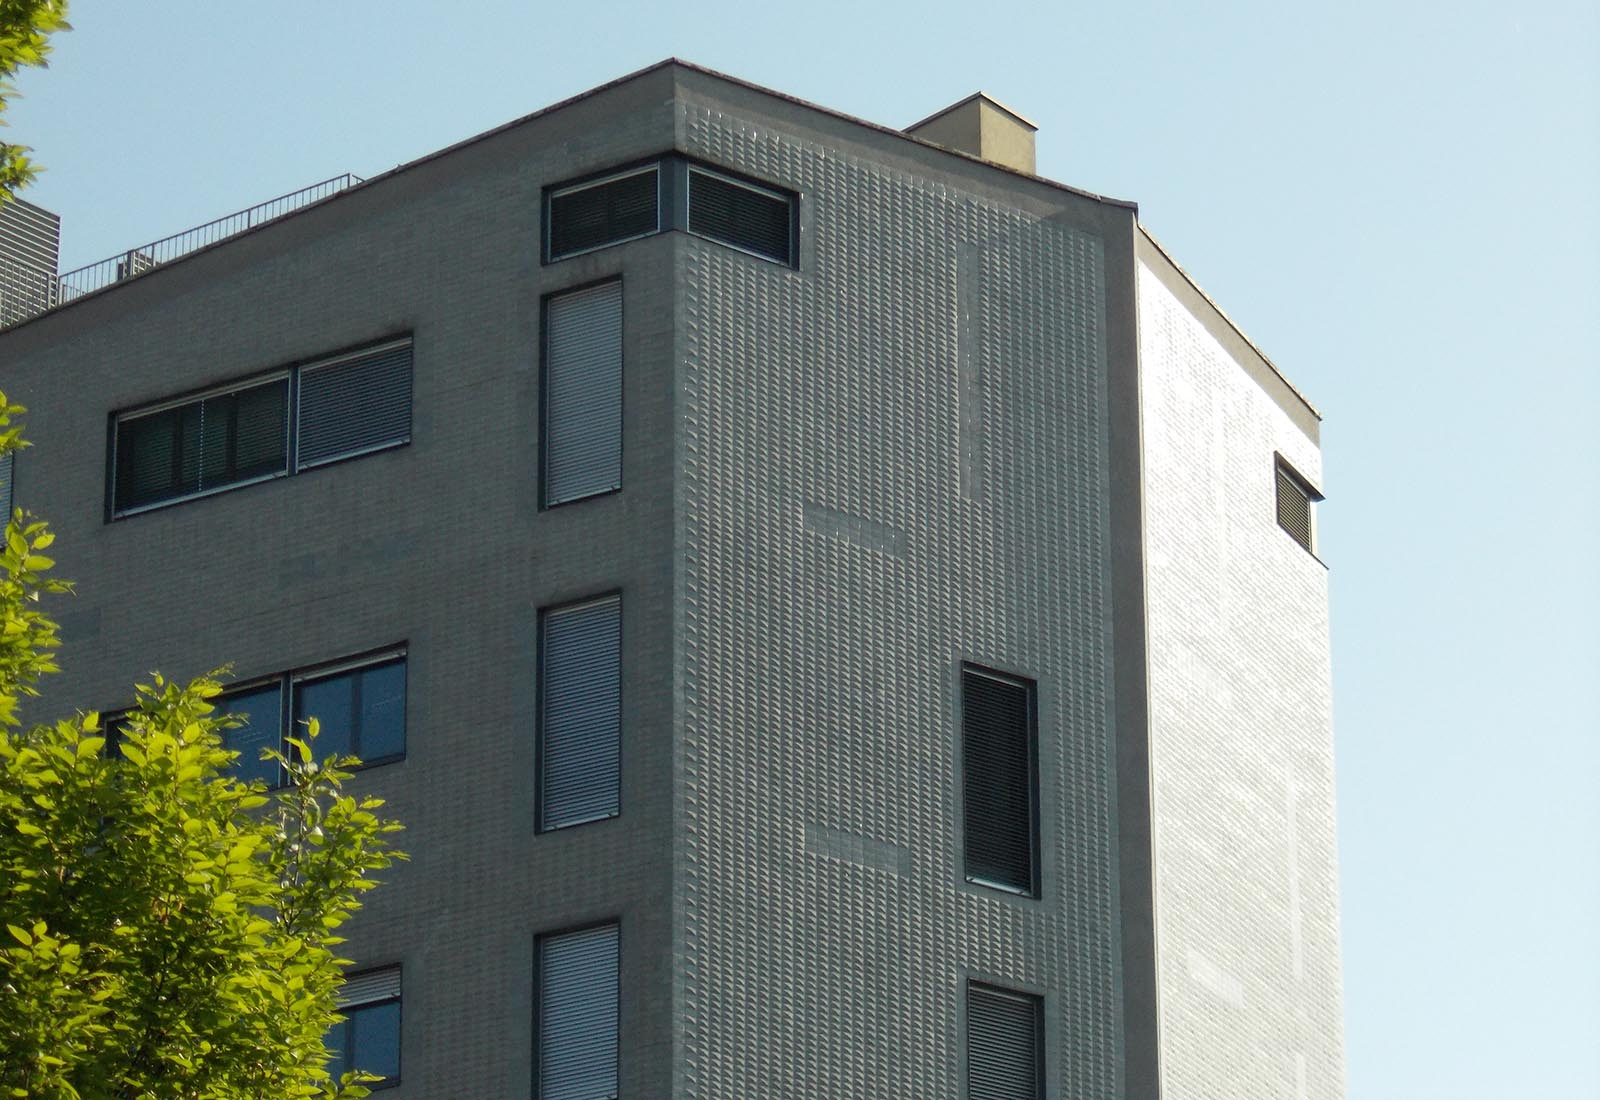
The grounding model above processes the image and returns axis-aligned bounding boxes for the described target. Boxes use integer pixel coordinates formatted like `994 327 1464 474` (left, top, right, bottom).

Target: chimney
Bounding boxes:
905 92 1038 175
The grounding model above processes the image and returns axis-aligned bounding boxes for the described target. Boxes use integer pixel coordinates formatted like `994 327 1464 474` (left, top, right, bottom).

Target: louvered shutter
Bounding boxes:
962 667 1037 894
548 167 659 260
968 984 1043 1100
297 341 412 468
538 924 619 1100
338 967 401 1009
0 450 13 521
115 404 194 512
1275 462 1315 552
544 282 622 506
687 167 794 265
540 596 621 829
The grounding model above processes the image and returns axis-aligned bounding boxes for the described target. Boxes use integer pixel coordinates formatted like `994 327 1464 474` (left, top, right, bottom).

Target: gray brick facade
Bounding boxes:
0 60 1343 1099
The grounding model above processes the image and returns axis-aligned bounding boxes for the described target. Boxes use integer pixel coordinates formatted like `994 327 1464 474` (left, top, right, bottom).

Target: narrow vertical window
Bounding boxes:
967 982 1043 1100
962 665 1039 896
539 595 621 830
328 966 401 1090
0 449 13 521
537 923 619 1100
543 281 623 507
1274 456 1321 555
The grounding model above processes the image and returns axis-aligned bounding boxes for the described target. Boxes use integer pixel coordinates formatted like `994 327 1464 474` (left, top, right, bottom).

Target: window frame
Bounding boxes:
534 920 621 1100
107 335 413 520
965 979 1045 1100
536 593 623 833
539 277 626 511
959 663 1042 899
685 162 799 268
1273 453 1323 556
544 162 663 263
290 649 409 772
328 964 402 1091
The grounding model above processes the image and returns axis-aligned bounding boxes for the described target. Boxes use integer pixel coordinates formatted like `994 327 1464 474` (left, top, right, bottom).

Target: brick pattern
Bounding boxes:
677 102 1122 1099
1137 263 1345 1099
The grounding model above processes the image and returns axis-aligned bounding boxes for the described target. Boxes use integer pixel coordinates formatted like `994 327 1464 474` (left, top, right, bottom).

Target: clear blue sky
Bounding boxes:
12 2 1598 1096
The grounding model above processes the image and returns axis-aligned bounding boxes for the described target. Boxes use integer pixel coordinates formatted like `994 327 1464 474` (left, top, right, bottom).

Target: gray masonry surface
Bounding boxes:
0 59 1343 1099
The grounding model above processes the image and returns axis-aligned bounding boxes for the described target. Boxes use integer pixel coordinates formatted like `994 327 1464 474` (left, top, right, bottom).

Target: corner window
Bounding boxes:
967 982 1043 1100
544 156 797 268
537 923 619 1100
110 336 412 517
543 280 623 507
1274 456 1321 555
328 966 401 1090
538 595 621 831
962 665 1039 897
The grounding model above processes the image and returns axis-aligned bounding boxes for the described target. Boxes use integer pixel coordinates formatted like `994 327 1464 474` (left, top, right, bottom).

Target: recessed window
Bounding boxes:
217 650 407 787
962 665 1039 897
546 165 660 262
543 280 623 507
538 596 621 831
110 337 412 517
328 966 401 1090
1274 456 1321 555
967 982 1043 1100
0 449 14 521
687 165 795 266
537 923 619 1100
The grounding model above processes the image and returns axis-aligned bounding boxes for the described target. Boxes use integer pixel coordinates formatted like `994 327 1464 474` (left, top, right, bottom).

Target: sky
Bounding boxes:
9 1 1598 1096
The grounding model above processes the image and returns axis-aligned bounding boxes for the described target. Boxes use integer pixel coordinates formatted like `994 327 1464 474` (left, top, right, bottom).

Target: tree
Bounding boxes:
0 0 70 201
0 390 405 1099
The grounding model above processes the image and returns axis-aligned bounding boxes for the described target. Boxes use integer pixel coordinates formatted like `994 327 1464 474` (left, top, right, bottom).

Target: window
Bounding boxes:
967 982 1043 1100
544 156 796 268
110 337 411 517
537 923 619 1100
687 165 795 265
217 650 406 787
547 165 660 261
962 665 1039 896
538 596 621 831
327 966 401 1090
1274 456 1321 555
293 655 407 766
542 281 624 507
0 449 13 522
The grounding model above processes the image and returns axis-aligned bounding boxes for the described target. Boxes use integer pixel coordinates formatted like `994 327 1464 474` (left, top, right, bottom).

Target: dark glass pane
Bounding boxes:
295 673 355 760
350 1001 400 1083
357 661 406 761
323 1019 350 1081
197 394 234 489
115 404 199 511
548 167 658 259
220 683 283 787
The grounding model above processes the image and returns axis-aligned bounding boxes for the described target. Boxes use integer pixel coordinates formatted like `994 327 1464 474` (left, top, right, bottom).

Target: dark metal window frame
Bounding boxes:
533 919 622 1100
535 591 624 834
329 964 402 1091
107 334 413 520
1273 453 1323 556
215 645 409 789
959 663 1042 899
542 154 799 269
538 276 626 511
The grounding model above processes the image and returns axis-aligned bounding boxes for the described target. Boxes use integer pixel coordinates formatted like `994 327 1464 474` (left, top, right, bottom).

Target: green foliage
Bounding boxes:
0 390 405 1099
0 0 70 200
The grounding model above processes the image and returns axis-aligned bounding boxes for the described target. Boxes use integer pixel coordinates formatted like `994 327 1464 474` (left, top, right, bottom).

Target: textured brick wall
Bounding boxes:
675 98 1124 1098
1137 261 1345 1098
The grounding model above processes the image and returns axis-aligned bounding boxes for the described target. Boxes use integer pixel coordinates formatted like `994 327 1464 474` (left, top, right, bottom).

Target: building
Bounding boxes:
0 60 1343 1099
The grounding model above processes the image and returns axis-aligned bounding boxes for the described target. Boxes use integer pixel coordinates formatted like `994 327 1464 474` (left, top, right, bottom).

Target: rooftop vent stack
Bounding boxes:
905 93 1038 175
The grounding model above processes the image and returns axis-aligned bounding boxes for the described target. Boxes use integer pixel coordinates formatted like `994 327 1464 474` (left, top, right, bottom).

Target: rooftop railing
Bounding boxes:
49 172 364 309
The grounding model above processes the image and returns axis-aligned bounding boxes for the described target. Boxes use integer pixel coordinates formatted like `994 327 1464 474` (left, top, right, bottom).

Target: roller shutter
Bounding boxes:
548 166 659 261
539 595 621 830
962 666 1037 895
538 923 619 1100
544 281 623 506
297 340 412 468
0 451 12 520
1275 460 1317 553
968 983 1043 1100
687 166 794 265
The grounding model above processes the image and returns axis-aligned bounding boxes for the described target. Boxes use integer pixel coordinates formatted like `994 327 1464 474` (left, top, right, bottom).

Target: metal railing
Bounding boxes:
50 172 364 308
